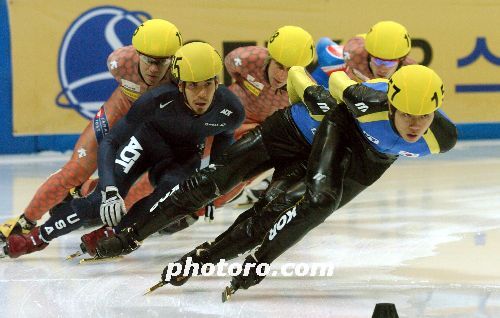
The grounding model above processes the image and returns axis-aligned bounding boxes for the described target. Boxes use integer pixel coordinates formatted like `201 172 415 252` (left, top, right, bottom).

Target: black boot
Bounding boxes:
95 227 141 257
161 241 211 286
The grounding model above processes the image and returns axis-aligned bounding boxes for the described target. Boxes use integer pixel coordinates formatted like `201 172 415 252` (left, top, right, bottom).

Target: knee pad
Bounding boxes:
307 190 339 223
308 190 337 209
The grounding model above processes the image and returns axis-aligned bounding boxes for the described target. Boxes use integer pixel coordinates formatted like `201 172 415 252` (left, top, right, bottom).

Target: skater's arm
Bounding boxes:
98 93 156 187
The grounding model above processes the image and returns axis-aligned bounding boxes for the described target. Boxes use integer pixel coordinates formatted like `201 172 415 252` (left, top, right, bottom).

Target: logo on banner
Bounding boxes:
456 37 500 93
56 6 151 119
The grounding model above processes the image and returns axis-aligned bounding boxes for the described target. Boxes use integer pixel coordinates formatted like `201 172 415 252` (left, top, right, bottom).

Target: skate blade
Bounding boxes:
79 255 123 264
65 251 83 260
143 281 165 295
221 286 235 303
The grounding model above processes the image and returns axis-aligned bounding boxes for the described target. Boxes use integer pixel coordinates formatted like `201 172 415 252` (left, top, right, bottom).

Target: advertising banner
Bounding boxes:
9 0 499 135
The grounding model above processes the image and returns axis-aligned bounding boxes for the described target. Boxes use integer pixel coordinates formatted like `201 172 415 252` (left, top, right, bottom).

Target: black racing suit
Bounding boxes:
229 81 458 290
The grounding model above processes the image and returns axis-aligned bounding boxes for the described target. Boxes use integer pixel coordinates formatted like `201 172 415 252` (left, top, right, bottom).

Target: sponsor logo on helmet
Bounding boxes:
56 6 151 119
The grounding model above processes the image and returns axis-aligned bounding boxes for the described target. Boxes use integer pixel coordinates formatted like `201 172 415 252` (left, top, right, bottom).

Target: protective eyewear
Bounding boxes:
371 57 399 68
139 53 171 66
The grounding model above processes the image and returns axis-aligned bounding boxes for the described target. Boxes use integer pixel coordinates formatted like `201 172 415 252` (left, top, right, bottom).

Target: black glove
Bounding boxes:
303 85 336 116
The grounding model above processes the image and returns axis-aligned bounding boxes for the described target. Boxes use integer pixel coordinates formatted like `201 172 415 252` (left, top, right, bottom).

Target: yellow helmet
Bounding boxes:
267 26 315 67
171 42 223 82
387 65 444 115
365 21 411 60
132 19 182 57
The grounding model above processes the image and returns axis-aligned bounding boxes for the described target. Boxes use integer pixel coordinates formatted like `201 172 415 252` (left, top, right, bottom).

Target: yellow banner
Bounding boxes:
9 0 500 135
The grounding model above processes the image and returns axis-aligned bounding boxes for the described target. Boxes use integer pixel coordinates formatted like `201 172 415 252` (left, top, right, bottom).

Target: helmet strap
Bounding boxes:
162 64 172 82
137 62 150 88
388 104 402 138
394 58 405 74
178 81 190 111
367 56 375 77
264 57 272 84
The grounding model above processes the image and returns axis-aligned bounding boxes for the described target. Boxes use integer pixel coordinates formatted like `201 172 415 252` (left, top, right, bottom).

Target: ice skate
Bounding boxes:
78 255 123 264
145 242 211 295
0 214 36 242
66 226 115 260
71 226 122 263
1 227 48 258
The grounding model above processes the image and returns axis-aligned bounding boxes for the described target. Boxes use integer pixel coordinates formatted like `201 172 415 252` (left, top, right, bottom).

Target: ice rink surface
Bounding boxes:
1 141 500 318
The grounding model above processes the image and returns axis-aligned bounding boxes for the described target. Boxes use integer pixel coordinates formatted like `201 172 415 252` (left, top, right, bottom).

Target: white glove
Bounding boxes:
100 186 126 227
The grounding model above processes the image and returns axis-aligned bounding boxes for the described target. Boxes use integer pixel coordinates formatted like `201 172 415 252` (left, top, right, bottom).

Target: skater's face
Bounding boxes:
181 78 218 115
267 59 289 89
368 56 400 79
138 53 172 86
392 108 434 143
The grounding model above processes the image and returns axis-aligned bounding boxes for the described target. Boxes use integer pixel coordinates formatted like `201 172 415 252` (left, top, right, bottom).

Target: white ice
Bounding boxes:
1 141 500 318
